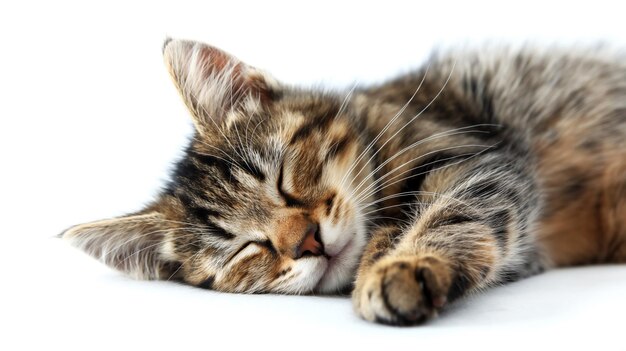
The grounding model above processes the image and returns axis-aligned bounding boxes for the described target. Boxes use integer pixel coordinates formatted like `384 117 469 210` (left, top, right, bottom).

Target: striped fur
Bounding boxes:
63 39 626 325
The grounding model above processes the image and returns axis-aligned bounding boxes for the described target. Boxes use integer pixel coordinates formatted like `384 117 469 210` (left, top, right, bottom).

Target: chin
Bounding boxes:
315 227 367 294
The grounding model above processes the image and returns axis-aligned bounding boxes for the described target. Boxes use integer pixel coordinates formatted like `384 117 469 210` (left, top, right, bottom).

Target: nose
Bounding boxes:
295 222 324 259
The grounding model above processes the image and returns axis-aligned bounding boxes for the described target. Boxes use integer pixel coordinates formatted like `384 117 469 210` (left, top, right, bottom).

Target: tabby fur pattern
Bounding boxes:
63 39 626 325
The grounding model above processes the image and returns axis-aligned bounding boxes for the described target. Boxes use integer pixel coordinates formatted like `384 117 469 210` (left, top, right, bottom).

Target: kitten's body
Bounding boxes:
63 40 626 325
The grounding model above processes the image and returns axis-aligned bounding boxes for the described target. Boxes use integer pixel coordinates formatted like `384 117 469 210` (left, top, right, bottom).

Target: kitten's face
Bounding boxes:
169 91 373 294
63 40 375 294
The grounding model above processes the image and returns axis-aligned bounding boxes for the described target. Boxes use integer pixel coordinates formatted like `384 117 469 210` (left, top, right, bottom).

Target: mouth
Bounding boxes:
314 237 355 291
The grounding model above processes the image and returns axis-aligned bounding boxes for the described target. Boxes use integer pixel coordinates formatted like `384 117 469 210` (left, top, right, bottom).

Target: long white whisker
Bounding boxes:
355 152 474 202
166 250 203 281
333 81 359 121
349 125 498 199
364 216 412 226
356 143 499 203
232 112 251 169
346 61 457 192
358 190 475 210
352 144 488 203
339 65 431 190
193 137 240 167
361 201 471 217
191 150 241 169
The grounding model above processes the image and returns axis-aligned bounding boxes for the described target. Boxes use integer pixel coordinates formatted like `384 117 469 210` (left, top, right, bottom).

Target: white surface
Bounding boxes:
2 1 626 349
6 238 626 350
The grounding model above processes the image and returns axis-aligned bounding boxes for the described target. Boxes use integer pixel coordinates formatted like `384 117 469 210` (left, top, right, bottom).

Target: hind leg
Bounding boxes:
537 146 626 266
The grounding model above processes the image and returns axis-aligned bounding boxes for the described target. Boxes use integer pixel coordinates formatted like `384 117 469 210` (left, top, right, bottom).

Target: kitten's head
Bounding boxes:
63 39 376 294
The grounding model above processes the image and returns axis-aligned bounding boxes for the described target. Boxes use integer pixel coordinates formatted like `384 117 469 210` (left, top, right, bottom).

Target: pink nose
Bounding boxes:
296 223 324 258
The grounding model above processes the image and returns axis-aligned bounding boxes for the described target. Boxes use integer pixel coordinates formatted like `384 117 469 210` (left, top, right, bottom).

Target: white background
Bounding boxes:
1 1 626 350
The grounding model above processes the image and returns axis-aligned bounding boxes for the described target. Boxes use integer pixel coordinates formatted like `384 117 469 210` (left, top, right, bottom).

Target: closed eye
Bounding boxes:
277 163 304 207
225 240 277 264
225 242 254 265
257 239 277 255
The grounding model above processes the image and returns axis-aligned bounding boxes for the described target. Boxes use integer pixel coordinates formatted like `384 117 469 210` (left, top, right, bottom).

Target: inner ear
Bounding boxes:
62 212 180 280
163 39 279 135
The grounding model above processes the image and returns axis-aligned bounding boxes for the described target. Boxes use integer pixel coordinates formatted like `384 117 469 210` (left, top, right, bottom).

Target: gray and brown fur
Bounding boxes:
63 40 626 326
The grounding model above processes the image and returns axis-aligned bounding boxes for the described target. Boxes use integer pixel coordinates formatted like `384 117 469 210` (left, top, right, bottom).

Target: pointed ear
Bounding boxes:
62 212 180 280
163 38 279 134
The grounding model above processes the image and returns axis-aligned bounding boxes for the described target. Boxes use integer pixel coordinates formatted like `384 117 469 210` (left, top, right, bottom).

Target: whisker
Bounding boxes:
232 113 252 170
333 81 359 121
345 61 457 192
364 216 412 226
191 150 241 169
249 117 267 145
118 240 169 265
352 144 488 203
355 143 499 203
193 138 241 167
361 200 471 218
339 65 431 190
358 190 474 209
349 125 498 199
354 152 475 203
166 250 202 281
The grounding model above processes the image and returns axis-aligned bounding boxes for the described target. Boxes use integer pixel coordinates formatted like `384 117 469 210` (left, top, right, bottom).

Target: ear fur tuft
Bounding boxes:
163 39 278 134
62 212 180 280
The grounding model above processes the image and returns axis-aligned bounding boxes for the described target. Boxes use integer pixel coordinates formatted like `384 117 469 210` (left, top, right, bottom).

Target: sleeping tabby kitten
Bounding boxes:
62 39 626 325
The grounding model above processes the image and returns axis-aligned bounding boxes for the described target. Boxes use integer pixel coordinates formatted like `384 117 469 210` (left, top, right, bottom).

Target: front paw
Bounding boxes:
353 255 452 325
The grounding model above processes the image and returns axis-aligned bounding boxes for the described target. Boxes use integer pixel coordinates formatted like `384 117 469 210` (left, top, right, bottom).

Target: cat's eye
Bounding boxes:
257 239 277 254
277 164 304 207
226 240 276 264
225 241 255 264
